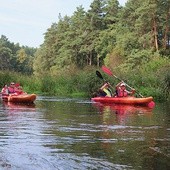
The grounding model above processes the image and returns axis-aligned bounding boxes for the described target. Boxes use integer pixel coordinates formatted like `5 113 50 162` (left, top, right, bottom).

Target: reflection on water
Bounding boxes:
93 102 154 125
0 97 169 170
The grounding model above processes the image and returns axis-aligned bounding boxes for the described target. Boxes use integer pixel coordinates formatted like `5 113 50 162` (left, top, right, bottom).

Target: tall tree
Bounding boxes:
0 46 12 70
83 0 106 66
158 0 170 50
95 0 120 66
0 35 15 71
103 0 120 25
69 6 87 68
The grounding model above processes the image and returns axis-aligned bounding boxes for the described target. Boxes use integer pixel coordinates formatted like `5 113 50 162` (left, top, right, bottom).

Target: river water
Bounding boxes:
0 96 169 170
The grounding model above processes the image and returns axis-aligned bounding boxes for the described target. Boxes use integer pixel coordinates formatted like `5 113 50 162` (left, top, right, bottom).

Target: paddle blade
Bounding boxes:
96 71 103 80
148 101 155 108
102 66 113 76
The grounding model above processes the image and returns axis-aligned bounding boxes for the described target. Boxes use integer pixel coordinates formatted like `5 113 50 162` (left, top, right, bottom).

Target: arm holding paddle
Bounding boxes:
116 81 136 97
94 71 114 97
100 82 112 97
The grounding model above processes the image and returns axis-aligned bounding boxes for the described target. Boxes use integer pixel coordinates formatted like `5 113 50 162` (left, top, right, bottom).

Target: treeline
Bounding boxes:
0 35 36 74
33 0 170 76
0 0 170 100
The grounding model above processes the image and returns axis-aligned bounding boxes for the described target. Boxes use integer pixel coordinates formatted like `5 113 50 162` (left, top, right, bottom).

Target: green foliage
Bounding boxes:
159 65 170 100
125 49 152 69
0 35 36 74
0 47 13 70
0 71 12 87
162 71 170 99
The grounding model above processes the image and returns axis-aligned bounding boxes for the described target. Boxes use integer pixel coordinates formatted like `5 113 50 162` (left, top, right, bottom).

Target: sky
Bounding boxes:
0 0 127 48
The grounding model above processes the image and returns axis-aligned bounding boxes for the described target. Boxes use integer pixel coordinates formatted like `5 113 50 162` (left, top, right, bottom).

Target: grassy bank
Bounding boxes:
0 69 100 98
0 65 169 101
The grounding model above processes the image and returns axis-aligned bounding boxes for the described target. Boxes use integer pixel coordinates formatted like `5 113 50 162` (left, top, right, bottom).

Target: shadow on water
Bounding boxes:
0 96 169 170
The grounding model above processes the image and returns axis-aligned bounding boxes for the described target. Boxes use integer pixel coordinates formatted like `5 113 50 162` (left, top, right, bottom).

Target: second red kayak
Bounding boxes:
2 94 36 103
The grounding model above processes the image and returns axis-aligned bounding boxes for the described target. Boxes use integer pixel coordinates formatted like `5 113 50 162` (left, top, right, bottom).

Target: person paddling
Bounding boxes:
92 82 113 97
15 86 27 95
116 81 135 97
100 82 113 97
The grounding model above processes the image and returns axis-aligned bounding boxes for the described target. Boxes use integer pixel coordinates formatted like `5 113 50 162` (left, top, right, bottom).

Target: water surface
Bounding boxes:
0 96 169 170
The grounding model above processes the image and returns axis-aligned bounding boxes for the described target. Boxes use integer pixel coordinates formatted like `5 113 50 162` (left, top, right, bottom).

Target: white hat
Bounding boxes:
120 82 126 86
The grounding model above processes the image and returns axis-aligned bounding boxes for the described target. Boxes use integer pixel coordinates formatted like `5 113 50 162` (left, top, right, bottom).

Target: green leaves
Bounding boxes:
0 35 36 74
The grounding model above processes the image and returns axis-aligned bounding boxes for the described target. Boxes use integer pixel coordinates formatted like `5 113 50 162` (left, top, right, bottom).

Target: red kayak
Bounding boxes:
91 96 154 106
1 94 36 103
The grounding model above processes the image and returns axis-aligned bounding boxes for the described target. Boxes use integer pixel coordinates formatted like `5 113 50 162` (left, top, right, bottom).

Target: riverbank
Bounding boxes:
0 67 169 102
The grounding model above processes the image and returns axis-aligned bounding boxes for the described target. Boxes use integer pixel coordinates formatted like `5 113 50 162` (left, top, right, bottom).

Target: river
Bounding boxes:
0 96 169 170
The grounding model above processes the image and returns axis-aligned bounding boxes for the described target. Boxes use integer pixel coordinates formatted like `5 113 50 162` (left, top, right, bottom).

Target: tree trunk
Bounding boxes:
163 8 170 49
152 16 159 51
86 53 92 66
89 52 92 66
97 54 100 67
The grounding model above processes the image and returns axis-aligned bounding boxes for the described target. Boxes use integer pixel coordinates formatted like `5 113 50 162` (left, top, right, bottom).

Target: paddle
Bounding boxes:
96 70 106 82
101 65 144 97
96 70 113 86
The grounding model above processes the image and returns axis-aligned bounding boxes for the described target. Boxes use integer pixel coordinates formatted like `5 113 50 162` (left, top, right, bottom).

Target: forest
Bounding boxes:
0 0 170 101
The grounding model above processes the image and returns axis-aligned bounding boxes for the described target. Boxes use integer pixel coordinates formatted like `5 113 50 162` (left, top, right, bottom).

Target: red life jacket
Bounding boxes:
8 87 16 93
117 89 128 97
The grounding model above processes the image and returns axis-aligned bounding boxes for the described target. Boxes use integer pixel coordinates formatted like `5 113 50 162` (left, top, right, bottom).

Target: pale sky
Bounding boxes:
0 0 127 48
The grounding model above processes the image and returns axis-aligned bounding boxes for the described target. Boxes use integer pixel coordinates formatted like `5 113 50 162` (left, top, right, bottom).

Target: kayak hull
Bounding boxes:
2 94 36 103
91 96 153 105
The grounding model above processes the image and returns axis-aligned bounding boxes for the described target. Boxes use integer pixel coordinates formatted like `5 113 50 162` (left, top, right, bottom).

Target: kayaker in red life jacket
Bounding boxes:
15 86 27 95
8 82 17 94
116 81 135 97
